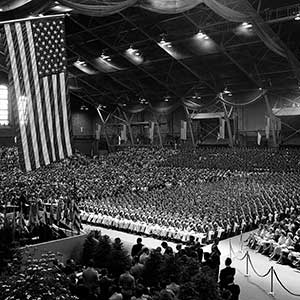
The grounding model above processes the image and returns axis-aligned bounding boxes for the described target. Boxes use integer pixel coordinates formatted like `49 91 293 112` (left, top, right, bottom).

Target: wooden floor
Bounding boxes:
83 225 300 300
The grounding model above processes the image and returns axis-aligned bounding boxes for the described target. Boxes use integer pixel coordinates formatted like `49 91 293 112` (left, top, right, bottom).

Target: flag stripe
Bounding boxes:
15 22 40 169
59 73 72 157
4 24 31 171
52 74 64 159
25 21 50 166
57 76 67 158
43 77 56 162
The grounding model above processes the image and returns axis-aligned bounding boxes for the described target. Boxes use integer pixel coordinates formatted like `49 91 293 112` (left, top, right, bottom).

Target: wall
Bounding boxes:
1 96 300 149
20 234 87 263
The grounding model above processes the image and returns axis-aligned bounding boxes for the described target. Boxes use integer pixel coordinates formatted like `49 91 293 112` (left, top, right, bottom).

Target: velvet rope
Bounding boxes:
218 89 267 106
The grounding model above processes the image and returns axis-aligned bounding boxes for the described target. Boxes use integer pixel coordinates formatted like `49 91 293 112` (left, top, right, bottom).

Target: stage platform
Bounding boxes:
83 225 300 300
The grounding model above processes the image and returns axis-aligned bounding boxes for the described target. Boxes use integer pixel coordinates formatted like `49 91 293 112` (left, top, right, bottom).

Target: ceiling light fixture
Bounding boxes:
100 51 112 62
76 59 87 67
80 104 88 111
195 30 209 40
127 45 141 56
159 36 172 48
294 13 300 21
98 104 107 109
241 22 253 29
223 87 232 96
164 95 170 102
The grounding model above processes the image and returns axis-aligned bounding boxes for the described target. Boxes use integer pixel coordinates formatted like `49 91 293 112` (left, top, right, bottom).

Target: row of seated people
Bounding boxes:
81 210 219 244
161 147 300 172
246 209 300 269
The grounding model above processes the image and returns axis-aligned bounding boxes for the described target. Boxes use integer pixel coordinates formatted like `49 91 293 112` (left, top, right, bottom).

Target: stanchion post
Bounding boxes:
240 230 243 252
268 266 275 297
244 251 250 277
229 239 232 259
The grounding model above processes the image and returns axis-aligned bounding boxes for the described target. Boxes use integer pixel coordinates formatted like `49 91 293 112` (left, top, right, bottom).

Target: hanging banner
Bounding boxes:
95 124 101 140
149 121 155 141
121 124 127 141
257 131 262 145
180 120 187 140
265 117 270 140
219 118 225 139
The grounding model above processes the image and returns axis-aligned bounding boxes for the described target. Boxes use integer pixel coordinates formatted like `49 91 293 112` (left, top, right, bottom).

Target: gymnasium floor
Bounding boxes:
83 225 300 300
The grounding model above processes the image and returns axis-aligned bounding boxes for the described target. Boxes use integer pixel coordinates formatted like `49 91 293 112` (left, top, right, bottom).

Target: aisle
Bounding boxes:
83 225 300 300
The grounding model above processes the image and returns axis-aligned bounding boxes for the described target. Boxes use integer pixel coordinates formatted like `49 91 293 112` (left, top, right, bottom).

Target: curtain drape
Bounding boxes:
182 97 217 110
218 89 267 106
0 0 53 21
0 0 292 62
122 104 147 114
150 101 180 114
58 0 137 17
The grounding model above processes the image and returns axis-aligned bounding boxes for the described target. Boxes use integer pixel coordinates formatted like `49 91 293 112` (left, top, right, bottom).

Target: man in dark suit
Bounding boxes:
219 257 236 289
131 237 143 258
226 276 240 300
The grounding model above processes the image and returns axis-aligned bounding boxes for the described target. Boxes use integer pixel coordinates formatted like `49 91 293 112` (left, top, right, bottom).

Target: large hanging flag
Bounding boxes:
2 15 72 172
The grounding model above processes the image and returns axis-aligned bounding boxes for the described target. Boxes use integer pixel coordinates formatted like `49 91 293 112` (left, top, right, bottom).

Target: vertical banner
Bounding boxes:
95 124 101 140
257 131 262 145
180 120 187 140
149 121 155 142
219 118 225 139
121 124 127 141
265 117 270 140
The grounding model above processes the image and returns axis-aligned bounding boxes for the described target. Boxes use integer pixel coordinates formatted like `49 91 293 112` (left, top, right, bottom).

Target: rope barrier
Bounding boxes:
247 255 272 278
273 269 300 297
229 239 247 261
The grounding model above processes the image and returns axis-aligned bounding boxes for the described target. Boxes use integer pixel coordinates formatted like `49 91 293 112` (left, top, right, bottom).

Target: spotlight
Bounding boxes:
242 22 253 29
76 59 87 67
100 51 112 62
139 96 147 103
259 87 263 91
223 87 232 96
295 13 300 21
195 30 209 40
80 104 88 111
159 36 172 48
164 95 170 102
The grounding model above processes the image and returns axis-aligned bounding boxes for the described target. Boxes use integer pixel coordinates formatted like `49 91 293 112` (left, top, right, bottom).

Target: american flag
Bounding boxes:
3 16 72 172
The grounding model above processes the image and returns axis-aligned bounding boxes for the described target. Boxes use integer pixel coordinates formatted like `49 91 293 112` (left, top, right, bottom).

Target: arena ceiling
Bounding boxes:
0 0 300 109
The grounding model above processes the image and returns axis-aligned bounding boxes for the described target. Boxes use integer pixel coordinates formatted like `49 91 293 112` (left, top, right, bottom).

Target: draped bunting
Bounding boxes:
218 89 267 106
122 104 147 114
55 0 299 72
0 0 295 66
138 0 202 14
0 0 52 21
182 97 218 111
151 101 180 114
1 0 299 89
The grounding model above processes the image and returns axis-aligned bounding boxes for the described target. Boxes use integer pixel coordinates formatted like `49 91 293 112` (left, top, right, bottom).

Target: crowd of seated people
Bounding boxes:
246 207 300 269
1 146 300 247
